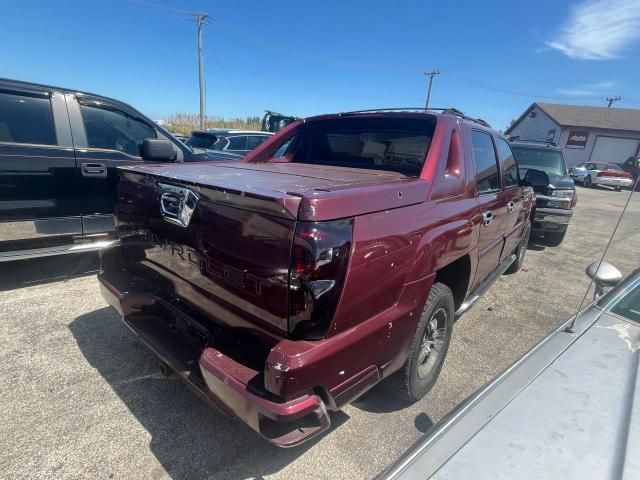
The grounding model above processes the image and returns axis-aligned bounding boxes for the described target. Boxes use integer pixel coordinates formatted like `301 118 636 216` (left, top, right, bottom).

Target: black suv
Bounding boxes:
0 78 219 262
185 129 272 158
510 140 576 246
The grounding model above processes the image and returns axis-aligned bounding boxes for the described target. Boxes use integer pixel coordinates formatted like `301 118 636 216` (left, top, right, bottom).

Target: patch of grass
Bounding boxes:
165 113 262 136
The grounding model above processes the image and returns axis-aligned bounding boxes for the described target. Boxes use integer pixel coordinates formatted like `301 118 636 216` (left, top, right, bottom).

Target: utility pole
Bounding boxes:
424 69 440 109
606 96 621 108
190 13 211 129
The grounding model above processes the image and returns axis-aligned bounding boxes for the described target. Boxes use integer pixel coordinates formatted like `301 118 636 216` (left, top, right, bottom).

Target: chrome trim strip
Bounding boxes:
0 240 117 263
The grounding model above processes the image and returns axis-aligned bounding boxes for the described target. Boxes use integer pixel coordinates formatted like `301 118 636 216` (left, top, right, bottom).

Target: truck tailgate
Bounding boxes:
112 166 303 339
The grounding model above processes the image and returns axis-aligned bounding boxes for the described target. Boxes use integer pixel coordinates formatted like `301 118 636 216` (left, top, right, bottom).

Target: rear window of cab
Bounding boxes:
274 117 436 177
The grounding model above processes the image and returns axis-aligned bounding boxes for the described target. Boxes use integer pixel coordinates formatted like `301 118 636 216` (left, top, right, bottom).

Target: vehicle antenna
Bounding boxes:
565 175 640 333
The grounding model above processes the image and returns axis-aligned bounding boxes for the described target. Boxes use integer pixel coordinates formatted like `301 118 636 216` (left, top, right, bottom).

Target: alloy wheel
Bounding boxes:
417 307 447 379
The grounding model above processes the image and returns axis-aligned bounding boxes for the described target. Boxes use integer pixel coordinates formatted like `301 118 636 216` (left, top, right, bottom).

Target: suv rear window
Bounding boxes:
286 117 435 176
186 132 217 149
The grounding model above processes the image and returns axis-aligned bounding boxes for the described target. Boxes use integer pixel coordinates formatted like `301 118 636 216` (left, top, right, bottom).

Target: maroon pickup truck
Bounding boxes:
98 109 534 447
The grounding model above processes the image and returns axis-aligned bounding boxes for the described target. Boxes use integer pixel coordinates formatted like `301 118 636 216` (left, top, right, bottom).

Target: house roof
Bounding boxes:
506 102 640 134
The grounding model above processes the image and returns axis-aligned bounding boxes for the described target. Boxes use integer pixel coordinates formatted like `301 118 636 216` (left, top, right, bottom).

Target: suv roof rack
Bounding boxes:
337 107 492 128
508 136 557 147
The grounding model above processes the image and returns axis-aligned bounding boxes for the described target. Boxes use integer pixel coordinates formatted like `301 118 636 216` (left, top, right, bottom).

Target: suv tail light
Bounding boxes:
288 219 353 339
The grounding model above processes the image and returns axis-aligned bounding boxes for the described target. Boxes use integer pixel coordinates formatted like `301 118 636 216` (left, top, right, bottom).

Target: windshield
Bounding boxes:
512 146 567 176
185 132 217 149
283 117 435 176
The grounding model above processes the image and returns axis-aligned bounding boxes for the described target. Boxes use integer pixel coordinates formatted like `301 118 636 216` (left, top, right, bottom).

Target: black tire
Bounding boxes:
505 222 530 274
545 229 566 246
584 175 592 188
614 186 622 192
385 283 454 403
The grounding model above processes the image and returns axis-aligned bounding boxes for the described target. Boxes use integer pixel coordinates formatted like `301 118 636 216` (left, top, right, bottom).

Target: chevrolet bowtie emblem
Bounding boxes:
158 183 199 228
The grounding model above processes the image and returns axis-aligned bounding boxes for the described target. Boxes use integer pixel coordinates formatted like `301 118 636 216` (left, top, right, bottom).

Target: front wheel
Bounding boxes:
614 186 622 192
584 175 592 188
385 283 454 403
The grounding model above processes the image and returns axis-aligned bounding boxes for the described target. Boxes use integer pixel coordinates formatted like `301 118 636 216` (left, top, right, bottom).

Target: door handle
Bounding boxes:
482 211 494 226
81 162 107 178
507 201 515 213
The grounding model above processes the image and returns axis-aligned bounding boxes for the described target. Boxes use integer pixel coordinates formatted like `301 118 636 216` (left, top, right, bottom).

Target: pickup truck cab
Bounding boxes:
0 78 212 262
98 108 535 446
510 141 576 246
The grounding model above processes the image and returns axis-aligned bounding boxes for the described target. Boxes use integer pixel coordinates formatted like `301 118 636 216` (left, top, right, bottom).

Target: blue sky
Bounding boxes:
1 0 639 130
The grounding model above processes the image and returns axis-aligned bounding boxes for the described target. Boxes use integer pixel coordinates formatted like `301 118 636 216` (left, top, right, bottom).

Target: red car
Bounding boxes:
98 109 535 446
570 161 634 191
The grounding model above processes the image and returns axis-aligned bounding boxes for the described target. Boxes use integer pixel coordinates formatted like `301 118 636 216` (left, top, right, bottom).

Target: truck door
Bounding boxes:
0 88 81 250
67 96 160 235
495 137 525 260
470 130 507 289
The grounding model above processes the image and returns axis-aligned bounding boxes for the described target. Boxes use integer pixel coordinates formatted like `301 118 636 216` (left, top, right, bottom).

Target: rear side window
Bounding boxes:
472 131 499 193
227 136 247 151
496 138 519 187
0 92 56 145
80 104 156 156
289 117 435 176
246 135 268 150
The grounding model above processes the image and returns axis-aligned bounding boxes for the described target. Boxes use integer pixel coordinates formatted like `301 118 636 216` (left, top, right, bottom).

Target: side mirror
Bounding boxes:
586 261 622 298
522 168 550 188
141 139 177 161
568 168 574 175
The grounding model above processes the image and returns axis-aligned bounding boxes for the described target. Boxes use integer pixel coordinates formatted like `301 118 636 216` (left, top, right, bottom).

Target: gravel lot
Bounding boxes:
1 185 639 480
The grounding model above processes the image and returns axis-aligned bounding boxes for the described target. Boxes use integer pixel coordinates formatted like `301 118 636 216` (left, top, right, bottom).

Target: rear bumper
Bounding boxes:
98 274 330 447
532 207 572 232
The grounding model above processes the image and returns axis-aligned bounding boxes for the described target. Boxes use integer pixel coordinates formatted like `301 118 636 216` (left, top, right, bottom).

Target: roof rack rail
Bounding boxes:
337 107 492 128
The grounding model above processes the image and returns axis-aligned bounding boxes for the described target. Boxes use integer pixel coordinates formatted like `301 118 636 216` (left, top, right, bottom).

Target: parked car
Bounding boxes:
98 108 536 446
382 260 637 480
570 161 634 191
185 129 273 158
619 155 640 190
510 140 576 246
0 78 220 263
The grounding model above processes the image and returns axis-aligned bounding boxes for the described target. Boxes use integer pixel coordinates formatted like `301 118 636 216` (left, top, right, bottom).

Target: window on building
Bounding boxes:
80 104 156 156
0 92 57 145
496 138 519 187
471 131 499 193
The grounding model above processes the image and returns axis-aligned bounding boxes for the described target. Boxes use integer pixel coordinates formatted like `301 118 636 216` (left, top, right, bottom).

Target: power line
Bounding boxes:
115 0 191 17
212 49 249 118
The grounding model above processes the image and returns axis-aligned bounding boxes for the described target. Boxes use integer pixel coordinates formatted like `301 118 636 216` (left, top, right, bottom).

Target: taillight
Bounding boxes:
288 219 353 339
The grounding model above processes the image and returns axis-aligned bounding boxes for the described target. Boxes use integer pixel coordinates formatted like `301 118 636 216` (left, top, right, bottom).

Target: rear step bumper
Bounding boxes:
99 275 330 447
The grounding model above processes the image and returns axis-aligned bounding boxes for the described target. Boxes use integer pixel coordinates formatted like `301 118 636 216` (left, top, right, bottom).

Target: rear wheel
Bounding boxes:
385 283 454 403
505 223 530 274
545 229 567 246
584 175 592 188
